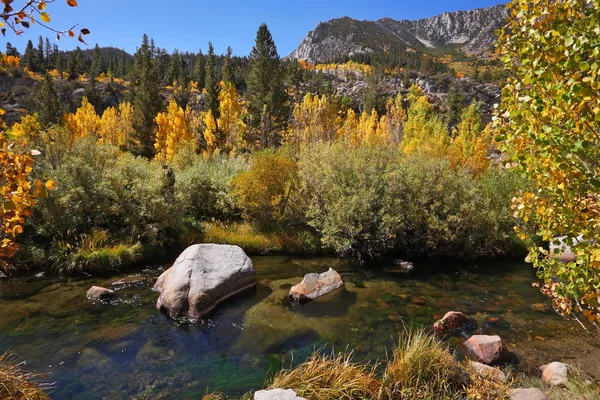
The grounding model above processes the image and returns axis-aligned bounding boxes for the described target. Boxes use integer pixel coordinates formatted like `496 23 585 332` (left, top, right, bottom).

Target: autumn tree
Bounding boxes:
132 34 163 157
64 97 100 143
204 82 246 154
497 0 600 322
98 102 134 148
448 101 490 176
154 100 197 162
400 95 449 158
245 23 290 149
290 94 339 148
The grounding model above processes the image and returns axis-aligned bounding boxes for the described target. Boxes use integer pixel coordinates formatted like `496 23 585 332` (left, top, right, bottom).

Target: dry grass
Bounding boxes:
269 350 381 400
383 328 463 400
0 352 51 400
464 368 511 400
514 369 600 400
202 222 308 255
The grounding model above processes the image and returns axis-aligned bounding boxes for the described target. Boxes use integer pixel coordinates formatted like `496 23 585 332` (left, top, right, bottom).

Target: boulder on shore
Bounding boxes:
289 268 343 302
86 286 115 300
154 244 256 321
467 360 506 382
464 334 506 365
509 388 548 400
254 389 306 400
433 311 468 332
540 362 569 386
393 259 415 273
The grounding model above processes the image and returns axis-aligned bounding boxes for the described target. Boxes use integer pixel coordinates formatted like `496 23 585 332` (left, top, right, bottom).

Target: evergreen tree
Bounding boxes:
193 50 205 89
5 42 19 57
108 49 117 76
245 23 290 148
165 49 182 86
22 40 39 72
132 34 163 157
31 74 63 127
204 41 220 119
119 49 128 77
222 46 235 85
36 36 45 68
56 52 65 77
44 37 54 70
363 66 386 115
445 81 465 131
67 47 85 79
90 44 105 77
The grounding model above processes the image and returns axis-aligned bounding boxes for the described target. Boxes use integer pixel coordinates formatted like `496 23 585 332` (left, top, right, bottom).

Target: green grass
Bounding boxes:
49 230 142 274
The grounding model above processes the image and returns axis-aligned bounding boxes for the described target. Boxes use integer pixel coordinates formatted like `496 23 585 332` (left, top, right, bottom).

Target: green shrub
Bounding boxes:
31 138 179 262
174 154 247 223
297 142 401 260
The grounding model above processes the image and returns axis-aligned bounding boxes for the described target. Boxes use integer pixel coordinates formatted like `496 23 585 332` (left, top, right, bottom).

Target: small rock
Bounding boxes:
464 334 506 365
530 303 551 312
540 362 568 386
393 259 414 273
86 286 115 300
509 388 548 400
289 268 343 302
468 360 506 382
254 389 306 400
433 311 467 332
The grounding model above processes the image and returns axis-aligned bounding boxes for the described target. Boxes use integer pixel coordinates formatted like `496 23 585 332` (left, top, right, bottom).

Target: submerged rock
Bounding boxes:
464 334 506 365
289 268 343 302
540 361 569 386
433 311 467 332
393 259 415 273
154 244 256 321
255 389 306 400
467 360 506 382
87 286 115 300
509 388 548 400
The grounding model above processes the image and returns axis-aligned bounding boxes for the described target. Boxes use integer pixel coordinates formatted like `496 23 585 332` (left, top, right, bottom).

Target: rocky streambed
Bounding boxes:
0 256 598 399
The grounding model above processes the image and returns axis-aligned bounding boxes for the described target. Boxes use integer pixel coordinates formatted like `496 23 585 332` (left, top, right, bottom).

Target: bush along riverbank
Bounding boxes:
11 137 528 276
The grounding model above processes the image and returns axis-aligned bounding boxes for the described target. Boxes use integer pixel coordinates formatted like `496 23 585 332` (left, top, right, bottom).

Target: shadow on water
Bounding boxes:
0 256 598 398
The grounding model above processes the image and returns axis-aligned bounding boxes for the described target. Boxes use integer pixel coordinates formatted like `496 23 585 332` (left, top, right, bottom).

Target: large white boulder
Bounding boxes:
154 244 256 321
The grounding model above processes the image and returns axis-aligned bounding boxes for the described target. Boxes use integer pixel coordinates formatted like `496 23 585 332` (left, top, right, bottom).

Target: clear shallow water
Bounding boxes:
0 256 598 399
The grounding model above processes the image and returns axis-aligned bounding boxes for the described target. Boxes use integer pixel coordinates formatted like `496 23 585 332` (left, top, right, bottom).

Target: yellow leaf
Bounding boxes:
45 180 56 190
38 1 46 10
40 12 50 23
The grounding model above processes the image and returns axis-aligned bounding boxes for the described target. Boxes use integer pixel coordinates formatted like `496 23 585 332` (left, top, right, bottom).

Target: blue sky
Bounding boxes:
3 0 504 56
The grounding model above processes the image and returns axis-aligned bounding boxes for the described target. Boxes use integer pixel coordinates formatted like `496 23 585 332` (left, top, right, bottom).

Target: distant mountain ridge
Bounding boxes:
287 4 509 63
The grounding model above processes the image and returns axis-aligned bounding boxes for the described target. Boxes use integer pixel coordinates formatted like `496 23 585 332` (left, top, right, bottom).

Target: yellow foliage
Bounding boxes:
400 96 449 157
315 61 372 76
203 82 246 154
0 53 20 70
98 102 134 147
64 97 100 145
290 93 340 148
336 109 359 146
0 132 53 271
448 103 490 176
10 114 41 142
154 100 196 162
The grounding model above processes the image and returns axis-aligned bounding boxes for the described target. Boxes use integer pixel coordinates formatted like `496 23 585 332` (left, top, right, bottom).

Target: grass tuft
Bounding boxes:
0 351 51 400
269 350 381 400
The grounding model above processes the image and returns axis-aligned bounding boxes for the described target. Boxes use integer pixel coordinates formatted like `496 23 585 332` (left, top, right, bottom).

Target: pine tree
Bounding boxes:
165 49 182 86
204 41 220 120
194 50 205 89
44 37 54 70
56 52 64 77
90 44 104 78
132 34 163 158
67 47 85 80
22 40 39 72
5 42 19 57
222 46 235 85
119 49 127 77
36 36 45 70
32 74 63 127
245 23 290 148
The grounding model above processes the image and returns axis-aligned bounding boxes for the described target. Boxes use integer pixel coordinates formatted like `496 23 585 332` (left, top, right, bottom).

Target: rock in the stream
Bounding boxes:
254 389 306 400
86 286 115 300
464 334 506 365
154 244 256 321
549 235 583 263
433 311 467 332
509 388 548 400
467 360 506 382
393 259 414 273
540 361 569 386
289 268 343 302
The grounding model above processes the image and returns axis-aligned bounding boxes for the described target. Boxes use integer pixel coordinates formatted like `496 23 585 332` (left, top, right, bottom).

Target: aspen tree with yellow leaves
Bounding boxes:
98 102 134 148
64 97 100 144
154 100 197 162
290 93 340 148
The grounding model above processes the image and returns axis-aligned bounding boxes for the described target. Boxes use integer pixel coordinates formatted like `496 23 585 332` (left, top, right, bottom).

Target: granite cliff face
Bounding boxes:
287 4 508 63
